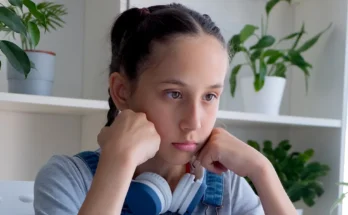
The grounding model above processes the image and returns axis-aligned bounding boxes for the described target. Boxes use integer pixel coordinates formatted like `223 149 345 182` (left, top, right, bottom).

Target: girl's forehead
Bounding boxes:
142 35 228 79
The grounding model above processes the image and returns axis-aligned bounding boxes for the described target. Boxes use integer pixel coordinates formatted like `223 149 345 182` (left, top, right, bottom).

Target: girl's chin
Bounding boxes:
157 152 195 166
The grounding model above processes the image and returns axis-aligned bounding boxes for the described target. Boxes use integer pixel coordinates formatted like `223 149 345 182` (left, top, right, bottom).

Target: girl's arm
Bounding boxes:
78 155 136 215
249 159 297 215
79 110 161 215
197 128 297 215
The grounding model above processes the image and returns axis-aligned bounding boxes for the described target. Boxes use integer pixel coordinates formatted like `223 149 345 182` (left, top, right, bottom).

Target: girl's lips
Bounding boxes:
172 142 197 152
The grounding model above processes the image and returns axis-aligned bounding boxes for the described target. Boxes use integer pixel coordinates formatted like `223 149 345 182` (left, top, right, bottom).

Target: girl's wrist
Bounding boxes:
248 156 274 182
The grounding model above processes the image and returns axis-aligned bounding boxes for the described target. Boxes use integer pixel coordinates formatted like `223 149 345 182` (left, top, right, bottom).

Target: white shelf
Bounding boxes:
0 92 108 115
0 92 341 128
217 110 341 128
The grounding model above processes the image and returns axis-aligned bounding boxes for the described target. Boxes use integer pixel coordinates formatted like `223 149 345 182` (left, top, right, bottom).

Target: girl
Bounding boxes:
33 3 297 215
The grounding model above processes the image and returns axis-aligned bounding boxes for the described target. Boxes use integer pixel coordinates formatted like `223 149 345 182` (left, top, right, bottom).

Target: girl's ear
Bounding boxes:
109 72 131 111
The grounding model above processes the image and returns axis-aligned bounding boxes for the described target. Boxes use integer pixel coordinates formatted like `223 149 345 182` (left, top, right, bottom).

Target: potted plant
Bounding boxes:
228 0 331 115
246 139 330 215
0 0 67 96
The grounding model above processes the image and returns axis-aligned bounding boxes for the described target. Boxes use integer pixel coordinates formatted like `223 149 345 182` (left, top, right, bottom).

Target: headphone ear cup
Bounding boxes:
178 180 205 214
135 172 172 213
177 167 206 214
169 173 191 212
182 182 207 214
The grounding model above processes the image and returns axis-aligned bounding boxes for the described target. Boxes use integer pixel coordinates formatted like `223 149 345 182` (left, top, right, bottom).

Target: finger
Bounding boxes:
197 145 218 174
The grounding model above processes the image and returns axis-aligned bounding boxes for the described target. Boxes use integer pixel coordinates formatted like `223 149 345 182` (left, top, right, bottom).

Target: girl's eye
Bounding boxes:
204 94 217 101
167 91 182 99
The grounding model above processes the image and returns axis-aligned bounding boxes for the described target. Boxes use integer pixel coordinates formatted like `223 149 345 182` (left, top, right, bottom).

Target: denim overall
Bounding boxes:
75 151 224 215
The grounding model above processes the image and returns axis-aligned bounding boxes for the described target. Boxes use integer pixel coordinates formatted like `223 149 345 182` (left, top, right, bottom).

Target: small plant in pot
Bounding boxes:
228 0 331 115
0 0 67 96
246 139 330 215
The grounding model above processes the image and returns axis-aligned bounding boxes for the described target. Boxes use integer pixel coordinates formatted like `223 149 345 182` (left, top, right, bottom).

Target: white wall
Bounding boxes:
291 0 344 119
0 0 86 180
82 0 121 101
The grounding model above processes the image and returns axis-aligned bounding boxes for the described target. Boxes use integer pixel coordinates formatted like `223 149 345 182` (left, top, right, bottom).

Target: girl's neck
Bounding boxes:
134 157 187 191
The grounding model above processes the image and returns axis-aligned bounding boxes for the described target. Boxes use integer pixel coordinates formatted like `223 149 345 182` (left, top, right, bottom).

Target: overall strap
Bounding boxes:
202 171 224 208
74 150 100 176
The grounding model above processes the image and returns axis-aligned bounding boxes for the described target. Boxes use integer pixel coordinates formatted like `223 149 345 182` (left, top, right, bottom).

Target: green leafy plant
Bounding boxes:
228 0 331 97
247 139 330 207
0 0 67 77
330 182 348 214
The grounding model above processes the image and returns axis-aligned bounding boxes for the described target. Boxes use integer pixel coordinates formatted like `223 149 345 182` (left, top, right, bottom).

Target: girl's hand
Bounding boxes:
197 128 297 215
97 109 161 166
196 127 267 178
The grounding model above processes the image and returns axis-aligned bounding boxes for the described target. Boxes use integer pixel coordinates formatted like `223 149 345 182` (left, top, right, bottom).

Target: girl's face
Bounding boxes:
126 34 228 165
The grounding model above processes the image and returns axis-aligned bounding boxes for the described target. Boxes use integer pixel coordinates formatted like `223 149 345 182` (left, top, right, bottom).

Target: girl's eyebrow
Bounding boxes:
160 79 223 89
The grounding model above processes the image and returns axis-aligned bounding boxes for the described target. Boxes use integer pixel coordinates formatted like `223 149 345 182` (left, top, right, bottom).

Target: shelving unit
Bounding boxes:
0 0 347 215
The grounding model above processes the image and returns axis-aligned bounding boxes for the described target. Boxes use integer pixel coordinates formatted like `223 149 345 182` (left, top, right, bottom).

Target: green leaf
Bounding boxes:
278 140 291 151
266 0 280 15
297 23 332 53
330 192 348 214
254 57 267 91
287 50 311 91
250 36 275 50
250 49 262 62
267 52 283 64
287 183 304 202
9 0 23 9
303 189 316 207
229 64 243 97
240 25 258 42
273 63 286 77
23 0 45 24
301 162 330 180
28 21 40 47
263 49 279 57
0 7 26 34
300 149 314 162
229 35 241 59
280 32 302 42
291 23 306 49
308 181 324 197
0 40 31 77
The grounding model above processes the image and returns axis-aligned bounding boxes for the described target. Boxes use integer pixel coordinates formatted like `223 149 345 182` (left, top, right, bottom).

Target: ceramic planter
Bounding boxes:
240 76 286 115
7 50 56 96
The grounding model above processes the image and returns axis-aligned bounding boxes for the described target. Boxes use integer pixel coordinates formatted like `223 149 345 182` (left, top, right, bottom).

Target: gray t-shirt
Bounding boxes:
33 154 264 215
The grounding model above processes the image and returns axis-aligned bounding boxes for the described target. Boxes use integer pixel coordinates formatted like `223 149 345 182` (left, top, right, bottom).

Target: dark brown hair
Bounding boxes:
106 3 225 126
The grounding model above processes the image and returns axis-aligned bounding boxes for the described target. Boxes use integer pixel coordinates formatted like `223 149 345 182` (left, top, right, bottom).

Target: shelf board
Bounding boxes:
0 92 341 128
217 110 341 128
0 92 108 115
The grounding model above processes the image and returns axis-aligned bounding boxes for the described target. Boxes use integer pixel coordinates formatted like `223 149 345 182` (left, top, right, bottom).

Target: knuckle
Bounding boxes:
214 127 225 134
138 112 147 118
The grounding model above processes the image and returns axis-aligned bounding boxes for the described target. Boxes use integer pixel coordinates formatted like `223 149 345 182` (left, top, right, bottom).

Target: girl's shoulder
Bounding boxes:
33 153 94 214
35 152 94 189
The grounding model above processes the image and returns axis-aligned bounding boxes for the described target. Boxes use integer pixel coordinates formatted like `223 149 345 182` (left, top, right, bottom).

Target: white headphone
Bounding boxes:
125 163 206 215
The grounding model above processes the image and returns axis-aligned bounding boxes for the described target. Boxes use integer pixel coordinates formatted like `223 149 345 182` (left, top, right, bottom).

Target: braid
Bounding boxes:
105 89 119 127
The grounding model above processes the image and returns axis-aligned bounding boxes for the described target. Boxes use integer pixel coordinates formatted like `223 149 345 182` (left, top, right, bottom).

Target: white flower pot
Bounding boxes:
7 50 56 96
296 208 303 215
240 76 286 115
